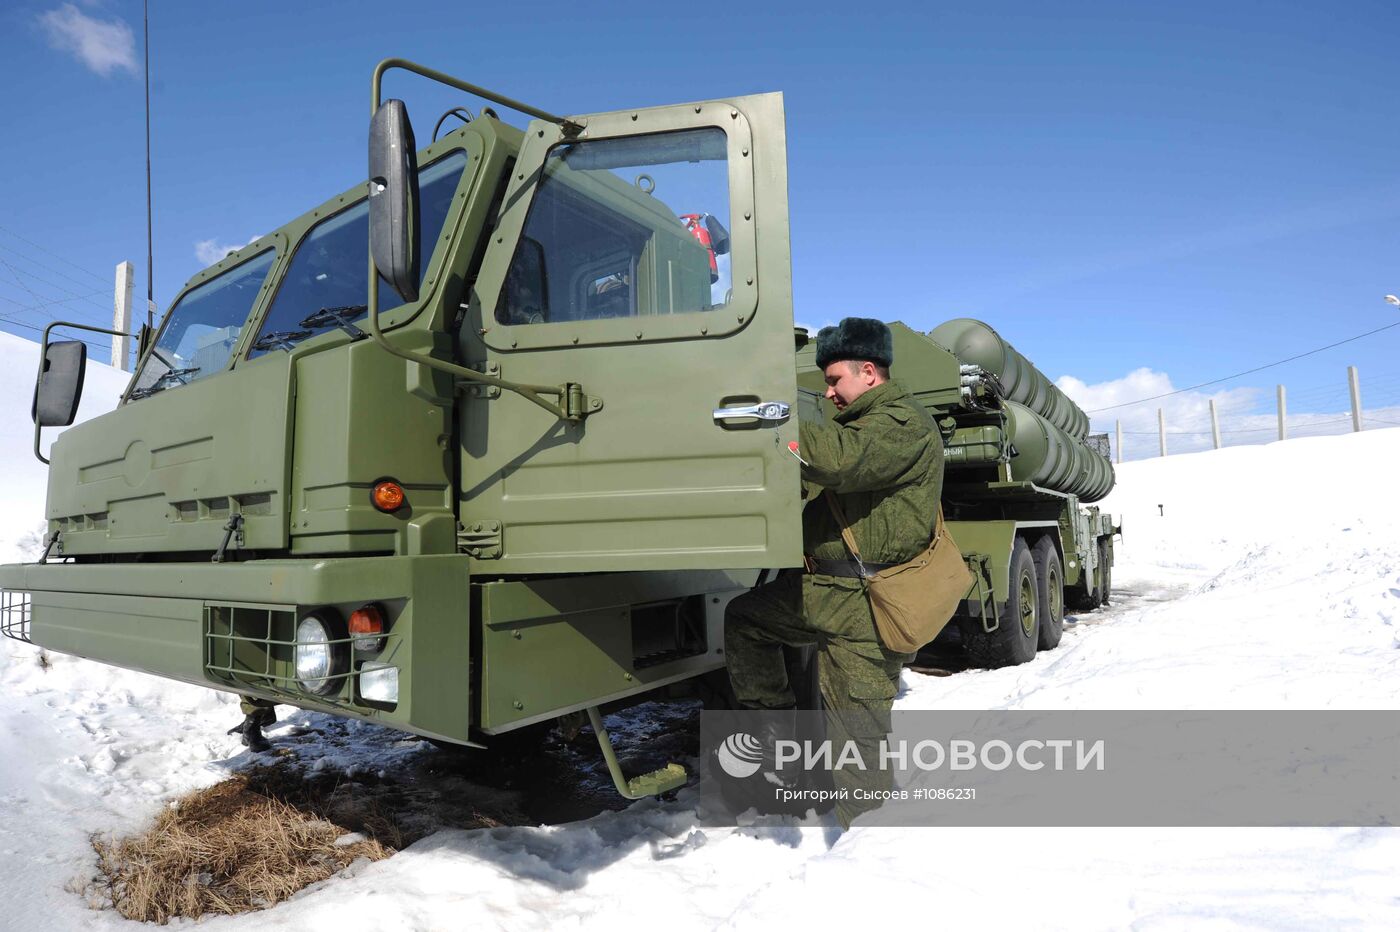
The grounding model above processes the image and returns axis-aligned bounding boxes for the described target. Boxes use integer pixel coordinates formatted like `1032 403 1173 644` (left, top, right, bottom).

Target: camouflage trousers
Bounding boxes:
239 696 277 727
724 569 911 827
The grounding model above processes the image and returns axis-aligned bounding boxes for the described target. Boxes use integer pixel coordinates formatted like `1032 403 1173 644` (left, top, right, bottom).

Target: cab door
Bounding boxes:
457 93 801 574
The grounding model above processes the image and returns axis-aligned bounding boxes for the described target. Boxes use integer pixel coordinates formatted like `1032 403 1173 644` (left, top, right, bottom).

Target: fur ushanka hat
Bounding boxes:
814 317 894 370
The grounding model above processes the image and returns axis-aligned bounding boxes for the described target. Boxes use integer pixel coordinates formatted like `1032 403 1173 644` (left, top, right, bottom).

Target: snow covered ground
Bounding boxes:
1 333 1398 929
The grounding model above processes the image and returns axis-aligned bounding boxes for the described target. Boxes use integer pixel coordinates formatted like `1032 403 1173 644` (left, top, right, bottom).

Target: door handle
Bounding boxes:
712 401 791 425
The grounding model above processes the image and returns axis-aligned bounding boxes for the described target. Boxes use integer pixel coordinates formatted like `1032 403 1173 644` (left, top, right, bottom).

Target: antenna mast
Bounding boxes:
143 0 153 328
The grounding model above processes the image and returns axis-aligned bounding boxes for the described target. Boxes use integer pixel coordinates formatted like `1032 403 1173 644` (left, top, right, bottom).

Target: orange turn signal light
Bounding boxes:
371 479 406 513
349 603 385 652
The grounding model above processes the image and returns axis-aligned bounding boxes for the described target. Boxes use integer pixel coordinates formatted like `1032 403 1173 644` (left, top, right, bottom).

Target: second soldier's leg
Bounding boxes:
724 570 819 710
230 696 277 752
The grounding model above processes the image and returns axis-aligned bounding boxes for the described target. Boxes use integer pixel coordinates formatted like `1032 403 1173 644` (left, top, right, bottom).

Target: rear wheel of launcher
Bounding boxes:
963 537 1040 668
1033 536 1064 651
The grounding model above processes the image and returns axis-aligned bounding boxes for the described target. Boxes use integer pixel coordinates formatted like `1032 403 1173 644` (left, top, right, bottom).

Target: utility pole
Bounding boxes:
1158 408 1167 457
1349 366 1363 432
112 262 134 370
1115 419 1123 464
1277 384 1286 441
1209 399 1221 450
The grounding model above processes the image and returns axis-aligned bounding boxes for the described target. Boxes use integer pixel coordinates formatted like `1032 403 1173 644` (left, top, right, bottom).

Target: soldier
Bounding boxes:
724 317 943 827
227 696 276 752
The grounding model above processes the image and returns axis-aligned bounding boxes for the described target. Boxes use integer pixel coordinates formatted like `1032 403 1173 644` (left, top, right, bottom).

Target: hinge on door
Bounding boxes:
458 519 502 558
562 381 604 418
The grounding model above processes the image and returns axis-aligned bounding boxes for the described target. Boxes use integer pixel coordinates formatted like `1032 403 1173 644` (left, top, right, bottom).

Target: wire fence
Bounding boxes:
1107 366 1400 463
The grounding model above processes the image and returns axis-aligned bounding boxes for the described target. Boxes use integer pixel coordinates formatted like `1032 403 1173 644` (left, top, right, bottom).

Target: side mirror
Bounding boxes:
136 322 155 361
368 99 421 304
33 340 87 427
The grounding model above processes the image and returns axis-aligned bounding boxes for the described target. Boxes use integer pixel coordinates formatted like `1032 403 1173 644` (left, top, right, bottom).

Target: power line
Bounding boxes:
0 240 115 297
1086 319 1400 413
0 267 110 318
0 223 109 285
0 320 116 355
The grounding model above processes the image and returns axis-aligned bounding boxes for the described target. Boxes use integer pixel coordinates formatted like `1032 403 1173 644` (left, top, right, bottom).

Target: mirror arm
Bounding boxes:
371 58 582 136
364 264 597 422
33 320 135 465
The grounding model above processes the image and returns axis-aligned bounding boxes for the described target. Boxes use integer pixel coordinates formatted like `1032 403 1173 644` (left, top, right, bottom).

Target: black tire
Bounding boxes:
1098 538 1113 606
1032 537 1064 651
963 537 1039 668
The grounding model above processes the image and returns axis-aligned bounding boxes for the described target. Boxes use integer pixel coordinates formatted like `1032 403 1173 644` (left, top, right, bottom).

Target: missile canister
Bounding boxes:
1002 401 1114 501
928 318 1091 440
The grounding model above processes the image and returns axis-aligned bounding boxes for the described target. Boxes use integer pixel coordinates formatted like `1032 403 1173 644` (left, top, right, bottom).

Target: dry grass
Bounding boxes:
89 767 392 924
85 756 522 924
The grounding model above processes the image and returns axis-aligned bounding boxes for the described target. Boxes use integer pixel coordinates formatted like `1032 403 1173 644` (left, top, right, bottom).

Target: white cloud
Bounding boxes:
1056 368 1400 461
194 237 258 266
37 3 138 77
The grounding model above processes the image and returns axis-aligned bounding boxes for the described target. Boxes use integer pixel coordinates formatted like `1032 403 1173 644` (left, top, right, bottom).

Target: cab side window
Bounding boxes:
496 127 731 326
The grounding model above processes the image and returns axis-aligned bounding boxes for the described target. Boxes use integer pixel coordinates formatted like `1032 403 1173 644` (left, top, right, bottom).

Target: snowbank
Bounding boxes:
0 330 131 563
1 330 1397 930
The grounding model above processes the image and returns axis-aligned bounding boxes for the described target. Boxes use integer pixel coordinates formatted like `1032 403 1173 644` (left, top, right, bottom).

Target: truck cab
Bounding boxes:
2 62 803 776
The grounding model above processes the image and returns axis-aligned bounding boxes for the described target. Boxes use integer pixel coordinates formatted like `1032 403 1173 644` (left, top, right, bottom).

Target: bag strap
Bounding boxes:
824 490 864 568
826 490 947 564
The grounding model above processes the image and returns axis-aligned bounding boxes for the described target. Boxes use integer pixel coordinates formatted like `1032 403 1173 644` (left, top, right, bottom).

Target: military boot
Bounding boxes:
227 717 272 752
228 700 277 753
753 708 802 794
713 706 804 815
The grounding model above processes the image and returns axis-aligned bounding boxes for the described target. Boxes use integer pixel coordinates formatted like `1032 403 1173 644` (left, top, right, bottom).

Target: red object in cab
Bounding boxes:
678 213 720 283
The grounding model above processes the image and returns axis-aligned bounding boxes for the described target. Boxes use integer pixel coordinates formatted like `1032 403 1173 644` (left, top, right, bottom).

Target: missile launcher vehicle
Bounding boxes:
2 59 1117 800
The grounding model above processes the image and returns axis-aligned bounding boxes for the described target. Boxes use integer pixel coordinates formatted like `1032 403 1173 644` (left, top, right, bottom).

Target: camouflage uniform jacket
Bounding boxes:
797 379 944 568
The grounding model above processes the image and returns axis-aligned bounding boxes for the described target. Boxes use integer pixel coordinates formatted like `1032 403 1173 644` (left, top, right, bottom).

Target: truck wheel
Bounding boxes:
1032 537 1064 651
1098 538 1113 606
963 538 1039 668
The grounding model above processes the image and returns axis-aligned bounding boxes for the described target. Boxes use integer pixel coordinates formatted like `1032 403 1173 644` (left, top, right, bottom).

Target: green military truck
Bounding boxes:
3 59 1115 799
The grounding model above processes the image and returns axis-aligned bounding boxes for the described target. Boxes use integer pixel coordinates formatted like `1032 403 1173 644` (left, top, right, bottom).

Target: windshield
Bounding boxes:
128 249 277 400
248 151 468 357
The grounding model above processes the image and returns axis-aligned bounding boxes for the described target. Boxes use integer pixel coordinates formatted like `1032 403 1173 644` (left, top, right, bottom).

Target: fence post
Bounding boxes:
1277 384 1286 441
1209 399 1221 449
112 261 134 371
1115 420 1123 464
1158 408 1167 457
1349 366 1362 432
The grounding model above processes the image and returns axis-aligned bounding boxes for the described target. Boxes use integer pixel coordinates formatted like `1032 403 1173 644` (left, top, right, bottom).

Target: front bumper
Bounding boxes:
0 555 473 742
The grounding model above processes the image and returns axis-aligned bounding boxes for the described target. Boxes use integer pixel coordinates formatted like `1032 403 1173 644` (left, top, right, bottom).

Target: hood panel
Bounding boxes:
46 356 293 555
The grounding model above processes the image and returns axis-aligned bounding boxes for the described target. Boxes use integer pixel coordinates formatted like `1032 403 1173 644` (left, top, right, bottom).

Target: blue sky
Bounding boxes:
3 1 1398 453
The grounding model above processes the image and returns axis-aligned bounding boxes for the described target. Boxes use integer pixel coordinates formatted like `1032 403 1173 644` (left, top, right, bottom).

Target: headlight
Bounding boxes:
359 662 399 705
295 614 346 695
